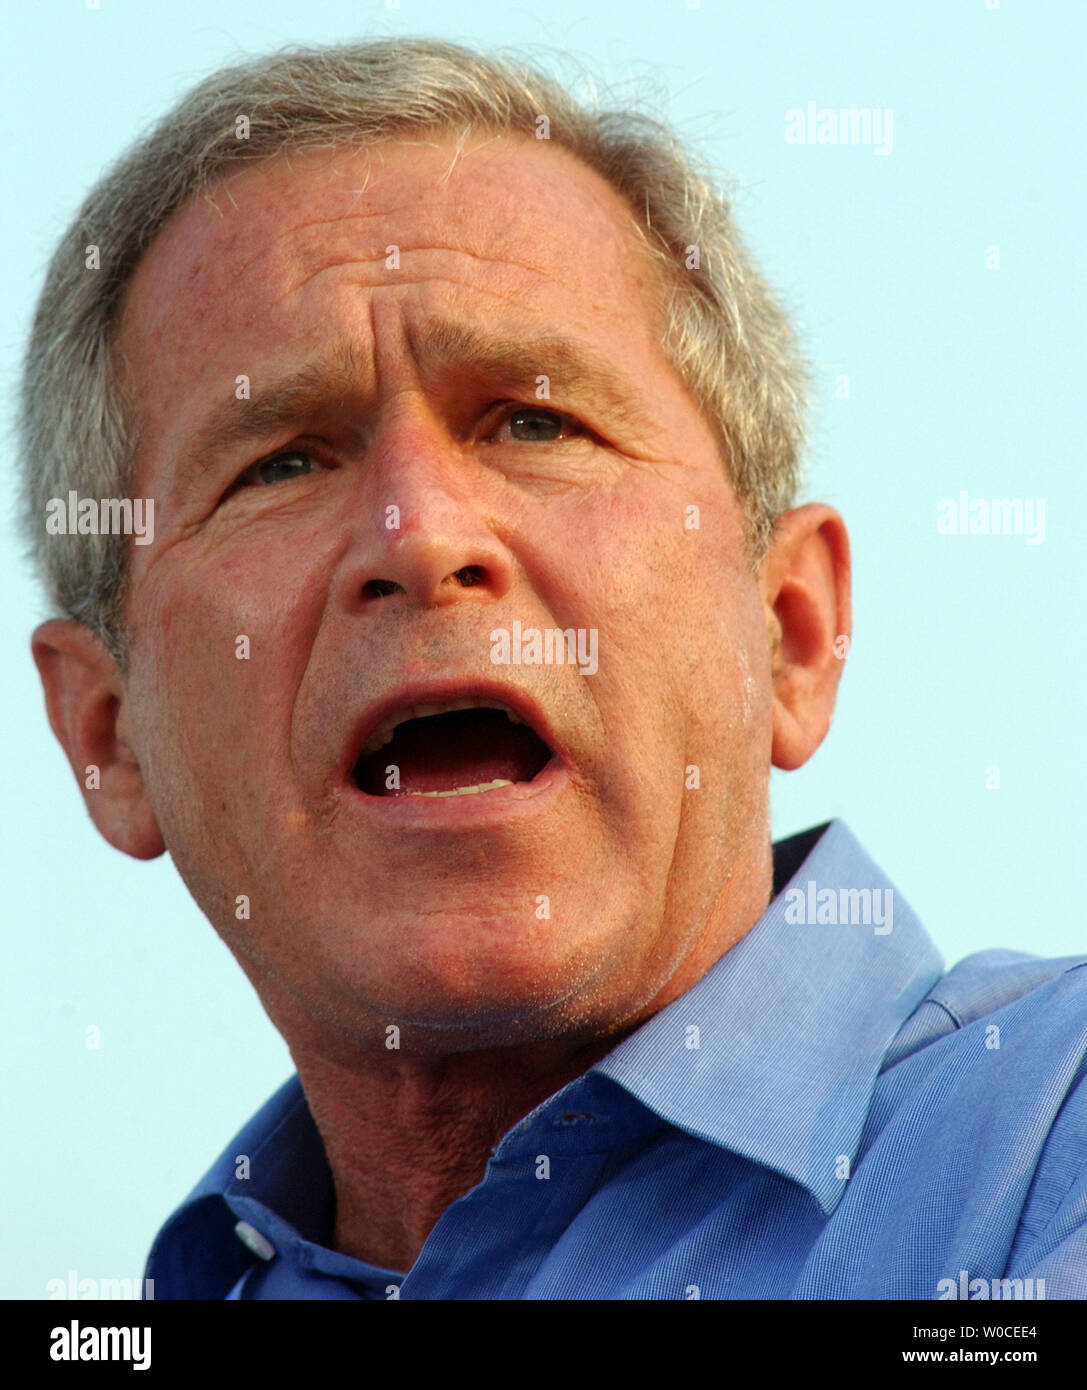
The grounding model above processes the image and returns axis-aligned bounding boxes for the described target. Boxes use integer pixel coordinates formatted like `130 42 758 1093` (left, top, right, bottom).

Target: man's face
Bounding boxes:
116 133 775 1053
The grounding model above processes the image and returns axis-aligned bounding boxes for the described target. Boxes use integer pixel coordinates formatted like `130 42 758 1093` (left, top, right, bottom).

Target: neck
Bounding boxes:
242 832 774 1274
296 1031 631 1272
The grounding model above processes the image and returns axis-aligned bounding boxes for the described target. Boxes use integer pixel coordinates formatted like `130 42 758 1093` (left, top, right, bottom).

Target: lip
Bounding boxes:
341 751 570 829
339 676 569 800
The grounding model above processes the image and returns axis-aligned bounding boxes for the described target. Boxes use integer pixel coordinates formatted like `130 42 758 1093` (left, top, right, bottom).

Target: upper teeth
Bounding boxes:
360 697 526 753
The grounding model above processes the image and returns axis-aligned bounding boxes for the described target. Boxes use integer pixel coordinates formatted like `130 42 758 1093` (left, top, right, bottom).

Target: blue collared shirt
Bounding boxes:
145 821 1087 1299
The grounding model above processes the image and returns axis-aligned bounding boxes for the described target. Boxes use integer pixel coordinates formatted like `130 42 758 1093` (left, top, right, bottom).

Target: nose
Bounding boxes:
332 406 515 614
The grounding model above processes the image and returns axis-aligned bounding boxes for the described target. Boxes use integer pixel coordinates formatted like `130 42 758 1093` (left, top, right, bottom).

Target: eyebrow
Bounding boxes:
411 320 656 436
180 319 656 475
183 342 366 474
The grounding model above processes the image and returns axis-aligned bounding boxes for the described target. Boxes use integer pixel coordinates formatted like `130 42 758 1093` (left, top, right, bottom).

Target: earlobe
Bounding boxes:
760 505 852 772
31 619 166 860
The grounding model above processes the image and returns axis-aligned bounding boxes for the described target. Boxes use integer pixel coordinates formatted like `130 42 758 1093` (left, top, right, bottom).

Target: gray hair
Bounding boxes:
17 36 808 666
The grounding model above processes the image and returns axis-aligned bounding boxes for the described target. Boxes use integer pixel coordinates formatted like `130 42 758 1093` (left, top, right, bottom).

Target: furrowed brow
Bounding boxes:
180 321 653 477
183 343 367 474
413 319 655 435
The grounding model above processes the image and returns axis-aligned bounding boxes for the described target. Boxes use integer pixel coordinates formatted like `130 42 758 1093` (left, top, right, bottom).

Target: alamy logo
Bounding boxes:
785 101 894 156
937 1270 1045 1300
44 490 155 545
45 1270 154 1300
936 491 1045 545
490 620 598 676
783 879 893 934
49 1321 151 1371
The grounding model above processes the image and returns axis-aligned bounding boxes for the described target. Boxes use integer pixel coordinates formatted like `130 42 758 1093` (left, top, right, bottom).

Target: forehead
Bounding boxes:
117 134 675 453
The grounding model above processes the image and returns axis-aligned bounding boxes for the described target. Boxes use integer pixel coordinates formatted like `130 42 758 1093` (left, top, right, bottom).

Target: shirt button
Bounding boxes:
234 1220 276 1261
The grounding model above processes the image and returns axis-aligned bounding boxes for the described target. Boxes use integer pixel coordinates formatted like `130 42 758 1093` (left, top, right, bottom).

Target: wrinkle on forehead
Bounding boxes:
116 135 678 466
124 134 667 334
263 243 587 316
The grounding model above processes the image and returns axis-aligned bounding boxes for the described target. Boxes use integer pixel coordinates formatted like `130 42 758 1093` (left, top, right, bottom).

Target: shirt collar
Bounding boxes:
591 819 945 1214
144 1073 318 1298
146 819 944 1293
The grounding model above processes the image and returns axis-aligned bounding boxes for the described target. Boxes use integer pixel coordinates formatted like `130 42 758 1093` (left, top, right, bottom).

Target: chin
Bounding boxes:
308 920 612 1034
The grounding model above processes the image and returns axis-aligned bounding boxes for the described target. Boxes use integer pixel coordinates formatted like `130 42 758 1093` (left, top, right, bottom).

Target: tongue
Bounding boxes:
358 709 551 796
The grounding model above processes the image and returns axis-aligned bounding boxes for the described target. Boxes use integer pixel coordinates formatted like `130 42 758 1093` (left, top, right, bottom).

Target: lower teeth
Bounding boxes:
410 779 514 798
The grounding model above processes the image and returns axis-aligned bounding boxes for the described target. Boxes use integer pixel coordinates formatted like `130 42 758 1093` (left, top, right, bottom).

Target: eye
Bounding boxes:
237 449 315 488
489 406 584 444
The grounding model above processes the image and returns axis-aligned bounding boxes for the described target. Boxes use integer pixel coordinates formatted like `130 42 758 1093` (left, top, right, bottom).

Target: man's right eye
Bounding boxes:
237 450 315 488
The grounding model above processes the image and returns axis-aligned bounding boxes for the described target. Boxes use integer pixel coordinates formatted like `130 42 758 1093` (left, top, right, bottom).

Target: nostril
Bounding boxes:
363 578 402 599
454 565 485 587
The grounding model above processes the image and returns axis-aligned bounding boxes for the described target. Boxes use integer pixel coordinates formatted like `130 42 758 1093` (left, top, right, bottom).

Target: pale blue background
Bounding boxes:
3 0 1083 1298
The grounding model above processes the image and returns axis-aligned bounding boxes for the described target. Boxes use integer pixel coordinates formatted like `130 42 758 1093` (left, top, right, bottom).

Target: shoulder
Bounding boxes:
869 951 1087 1246
808 953 1087 1295
883 949 1087 1079
931 948 1087 1031
864 950 1087 1201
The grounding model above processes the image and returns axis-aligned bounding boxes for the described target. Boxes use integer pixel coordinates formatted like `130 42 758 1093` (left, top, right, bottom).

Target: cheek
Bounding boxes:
615 498 766 751
127 539 328 799
136 520 331 660
534 485 757 783
565 481 750 672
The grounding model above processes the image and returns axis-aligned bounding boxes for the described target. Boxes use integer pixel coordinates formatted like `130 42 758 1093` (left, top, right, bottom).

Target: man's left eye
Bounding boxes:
491 407 581 443
240 450 314 487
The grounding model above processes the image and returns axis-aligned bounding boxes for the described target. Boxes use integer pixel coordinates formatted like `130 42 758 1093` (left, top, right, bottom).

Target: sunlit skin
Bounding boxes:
33 133 850 1272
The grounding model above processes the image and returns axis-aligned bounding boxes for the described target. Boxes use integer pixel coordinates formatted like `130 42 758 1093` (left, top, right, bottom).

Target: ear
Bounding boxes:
31 619 166 860
759 504 852 772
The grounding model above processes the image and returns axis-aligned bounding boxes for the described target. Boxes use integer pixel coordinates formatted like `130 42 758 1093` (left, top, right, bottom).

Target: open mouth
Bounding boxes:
352 699 554 797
